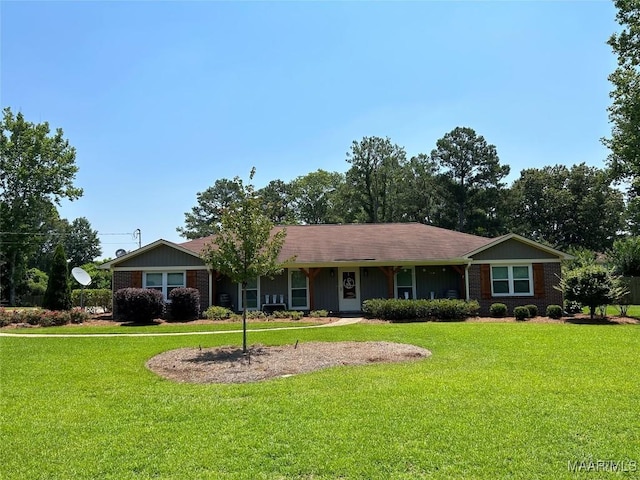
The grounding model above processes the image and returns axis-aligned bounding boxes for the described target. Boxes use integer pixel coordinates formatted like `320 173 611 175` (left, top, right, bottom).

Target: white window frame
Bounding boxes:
394 267 416 300
490 265 533 297
238 277 260 311
143 271 186 301
289 269 309 310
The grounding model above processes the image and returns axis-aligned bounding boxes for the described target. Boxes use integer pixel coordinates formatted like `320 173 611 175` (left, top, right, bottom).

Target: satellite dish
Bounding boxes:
71 267 92 286
115 249 127 258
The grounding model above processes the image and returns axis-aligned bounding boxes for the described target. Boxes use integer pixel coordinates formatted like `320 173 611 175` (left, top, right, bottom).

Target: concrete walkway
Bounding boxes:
0 317 363 338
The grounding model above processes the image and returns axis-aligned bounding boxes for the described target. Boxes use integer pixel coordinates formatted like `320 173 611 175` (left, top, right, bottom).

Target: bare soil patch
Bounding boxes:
146 341 431 384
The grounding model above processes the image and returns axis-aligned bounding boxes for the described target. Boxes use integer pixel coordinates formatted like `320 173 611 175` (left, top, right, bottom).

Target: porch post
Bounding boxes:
378 266 401 299
300 268 321 310
451 265 467 300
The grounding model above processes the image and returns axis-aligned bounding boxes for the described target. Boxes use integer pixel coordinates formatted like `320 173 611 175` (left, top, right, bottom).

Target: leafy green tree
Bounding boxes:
558 265 627 320
289 170 345 224
608 236 640 276
177 178 243 239
201 169 291 353
43 244 72 311
508 164 624 251
0 108 82 305
345 136 407 223
604 1 640 217
80 261 112 290
397 154 444 224
64 217 102 267
256 179 297 224
430 127 510 234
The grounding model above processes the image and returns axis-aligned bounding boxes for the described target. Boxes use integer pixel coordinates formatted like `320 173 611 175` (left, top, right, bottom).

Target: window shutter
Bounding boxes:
533 264 545 298
480 265 492 299
187 270 197 289
132 271 142 288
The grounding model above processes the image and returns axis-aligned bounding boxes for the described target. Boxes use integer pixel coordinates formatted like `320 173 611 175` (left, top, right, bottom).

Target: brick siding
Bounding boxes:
469 263 563 316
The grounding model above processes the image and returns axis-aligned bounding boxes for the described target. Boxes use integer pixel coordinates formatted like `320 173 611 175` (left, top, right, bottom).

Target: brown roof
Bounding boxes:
180 223 495 265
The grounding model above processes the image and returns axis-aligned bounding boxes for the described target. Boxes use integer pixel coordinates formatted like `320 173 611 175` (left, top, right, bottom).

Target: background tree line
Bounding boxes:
179 126 626 254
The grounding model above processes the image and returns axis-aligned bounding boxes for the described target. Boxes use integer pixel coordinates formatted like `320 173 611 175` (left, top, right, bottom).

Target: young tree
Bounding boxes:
430 127 510 234
201 169 291 354
177 178 243 239
43 244 72 311
558 265 627 320
0 108 82 305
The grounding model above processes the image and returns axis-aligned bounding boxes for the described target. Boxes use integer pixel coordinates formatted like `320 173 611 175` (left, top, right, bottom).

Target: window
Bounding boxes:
395 267 415 299
289 269 309 309
491 265 532 296
238 277 259 310
143 272 185 300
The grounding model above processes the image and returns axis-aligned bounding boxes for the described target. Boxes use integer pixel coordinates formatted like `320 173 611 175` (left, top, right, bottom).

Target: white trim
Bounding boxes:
208 270 213 308
490 264 534 297
112 265 206 272
465 264 470 301
238 278 260 311
394 266 416 299
143 271 186 301
288 269 309 310
471 258 561 265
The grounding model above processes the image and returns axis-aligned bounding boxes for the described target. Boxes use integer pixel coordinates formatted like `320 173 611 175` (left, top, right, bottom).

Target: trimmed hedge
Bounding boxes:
72 289 112 312
514 306 530 321
168 288 200 321
490 303 508 318
114 288 164 323
546 304 563 319
362 298 479 322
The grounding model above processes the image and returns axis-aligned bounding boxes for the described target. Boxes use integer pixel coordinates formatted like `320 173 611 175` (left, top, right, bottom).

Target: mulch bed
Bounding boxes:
146 341 432 384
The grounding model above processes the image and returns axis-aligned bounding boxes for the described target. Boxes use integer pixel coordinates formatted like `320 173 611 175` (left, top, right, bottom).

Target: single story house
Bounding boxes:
101 223 570 316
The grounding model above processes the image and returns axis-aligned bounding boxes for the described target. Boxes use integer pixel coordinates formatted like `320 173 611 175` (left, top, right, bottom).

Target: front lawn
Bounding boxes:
1 322 638 479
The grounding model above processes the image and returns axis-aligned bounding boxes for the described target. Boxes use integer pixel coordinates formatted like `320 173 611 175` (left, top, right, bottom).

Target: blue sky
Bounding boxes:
1 0 618 259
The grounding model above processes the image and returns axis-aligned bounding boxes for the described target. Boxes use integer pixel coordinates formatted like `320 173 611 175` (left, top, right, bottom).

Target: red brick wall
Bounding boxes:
112 270 211 316
469 263 563 316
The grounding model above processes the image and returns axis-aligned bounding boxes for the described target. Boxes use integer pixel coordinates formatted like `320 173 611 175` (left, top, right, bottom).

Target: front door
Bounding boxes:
338 268 361 312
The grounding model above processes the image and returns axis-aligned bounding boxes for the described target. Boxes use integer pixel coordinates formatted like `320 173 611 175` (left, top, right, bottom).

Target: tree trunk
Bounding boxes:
242 282 248 354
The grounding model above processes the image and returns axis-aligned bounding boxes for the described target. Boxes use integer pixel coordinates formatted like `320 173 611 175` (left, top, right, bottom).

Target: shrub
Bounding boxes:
490 303 507 318
67 307 90 324
72 289 112 312
114 288 164 323
168 288 200 321
546 304 563 319
514 306 530 321
362 298 478 322
43 244 72 311
309 309 328 318
246 310 267 320
525 304 538 318
271 310 304 320
564 300 582 314
204 306 233 320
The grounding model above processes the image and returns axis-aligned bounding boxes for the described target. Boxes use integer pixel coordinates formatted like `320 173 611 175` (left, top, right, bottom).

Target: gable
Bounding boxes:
115 244 206 268
470 238 559 261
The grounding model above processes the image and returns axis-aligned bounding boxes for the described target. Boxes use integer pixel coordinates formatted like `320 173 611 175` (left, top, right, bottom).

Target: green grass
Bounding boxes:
1 322 639 479
6 320 319 335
